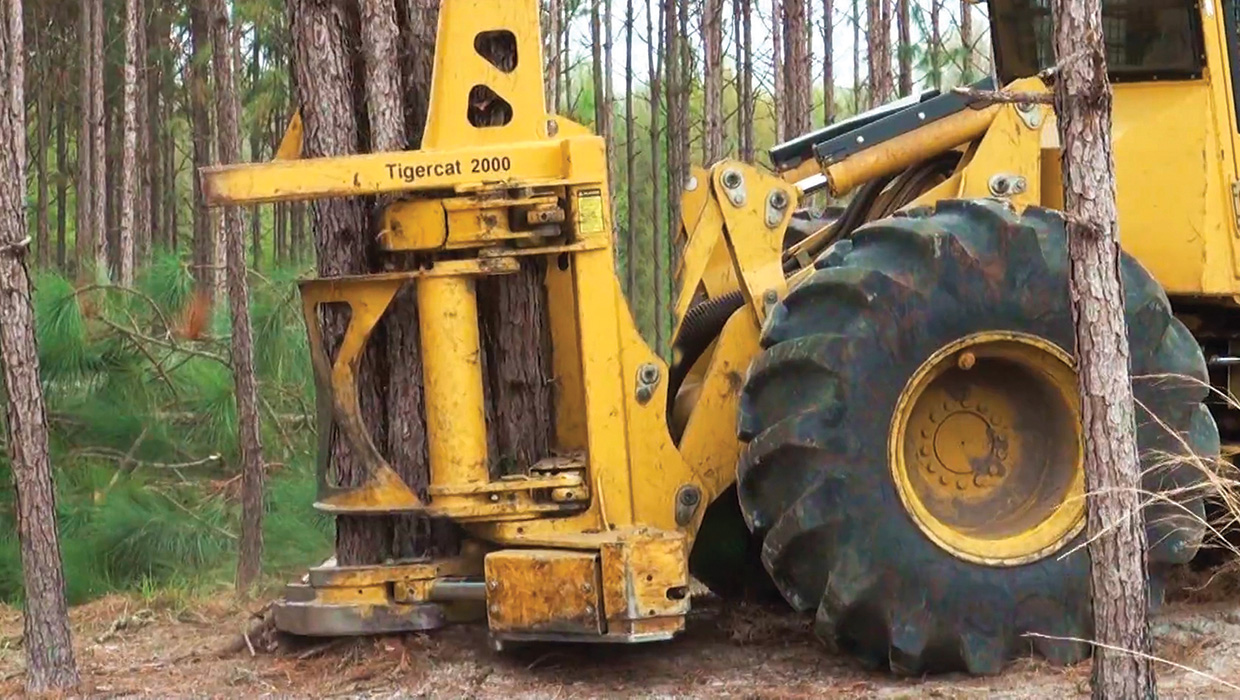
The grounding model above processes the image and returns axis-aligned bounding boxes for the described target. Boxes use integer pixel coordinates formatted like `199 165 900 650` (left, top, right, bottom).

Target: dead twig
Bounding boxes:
1024 632 1240 691
296 639 346 661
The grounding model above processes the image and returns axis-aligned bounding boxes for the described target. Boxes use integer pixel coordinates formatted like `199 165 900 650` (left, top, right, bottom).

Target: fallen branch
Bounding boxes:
99 316 231 369
954 87 1053 105
220 607 278 657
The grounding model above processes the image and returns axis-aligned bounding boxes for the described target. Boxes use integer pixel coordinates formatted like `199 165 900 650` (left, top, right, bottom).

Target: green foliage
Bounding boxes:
1 260 329 608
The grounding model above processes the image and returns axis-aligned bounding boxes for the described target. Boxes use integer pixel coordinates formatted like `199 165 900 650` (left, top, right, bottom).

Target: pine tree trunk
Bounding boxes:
591 0 605 133
148 5 165 253
930 0 942 89
56 102 67 270
823 0 835 124
0 2 80 689
249 37 262 269
624 0 636 296
119 0 139 286
189 0 215 296
704 0 724 162
1052 0 1155 696
772 0 784 141
135 0 150 264
783 0 811 137
897 0 911 96
739 0 754 161
960 0 972 81
548 0 561 111
853 0 862 110
34 39 49 269
90 0 106 278
210 0 266 594
647 0 663 345
77 0 92 278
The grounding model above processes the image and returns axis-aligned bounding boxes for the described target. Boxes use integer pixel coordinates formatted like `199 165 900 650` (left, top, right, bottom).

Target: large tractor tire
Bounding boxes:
736 198 1217 675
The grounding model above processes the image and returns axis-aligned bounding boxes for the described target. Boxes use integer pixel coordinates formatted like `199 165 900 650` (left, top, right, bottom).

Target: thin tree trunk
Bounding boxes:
647 0 663 346
90 0 106 278
823 0 835 124
739 0 754 161
930 0 942 89
783 0 811 137
209 0 265 594
119 0 139 286
624 0 636 296
853 0 862 110
704 0 724 162
591 0 605 134
249 36 261 269
189 0 215 296
548 0 561 111
34 39 49 269
135 0 150 263
1052 0 1155 695
0 1 80 689
77 0 93 278
148 4 164 253
960 0 972 81
56 102 67 270
897 0 912 96
772 0 784 141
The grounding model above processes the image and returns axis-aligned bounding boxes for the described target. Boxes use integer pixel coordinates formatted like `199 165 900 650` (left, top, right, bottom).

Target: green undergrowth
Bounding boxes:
0 254 332 607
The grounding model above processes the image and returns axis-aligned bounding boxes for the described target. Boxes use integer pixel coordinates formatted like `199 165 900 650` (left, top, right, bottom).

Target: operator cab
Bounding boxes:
988 0 1204 83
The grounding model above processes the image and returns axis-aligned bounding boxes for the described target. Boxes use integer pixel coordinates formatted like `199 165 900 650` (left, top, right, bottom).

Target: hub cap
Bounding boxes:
889 331 1085 566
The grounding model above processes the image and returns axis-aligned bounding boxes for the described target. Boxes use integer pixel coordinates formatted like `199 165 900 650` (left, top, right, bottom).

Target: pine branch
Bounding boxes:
0 236 31 256
952 87 1053 105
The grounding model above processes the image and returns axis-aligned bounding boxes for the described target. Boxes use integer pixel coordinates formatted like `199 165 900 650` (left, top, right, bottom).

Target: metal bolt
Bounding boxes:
990 176 1010 196
769 190 789 210
763 290 779 306
679 488 700 507
546 119 560 137
489 580 499 590
639 363 661 386
686 175 699 192
957 352 976 371
721 169 743 189
1016 101 1036 113
489 493 500 502
636 385 654 403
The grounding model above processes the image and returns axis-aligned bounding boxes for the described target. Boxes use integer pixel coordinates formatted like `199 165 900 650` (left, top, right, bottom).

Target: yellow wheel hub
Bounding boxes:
890 331 1085 566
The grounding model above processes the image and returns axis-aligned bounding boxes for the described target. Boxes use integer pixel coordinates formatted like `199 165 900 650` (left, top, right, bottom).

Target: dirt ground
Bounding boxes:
2 590 1240 699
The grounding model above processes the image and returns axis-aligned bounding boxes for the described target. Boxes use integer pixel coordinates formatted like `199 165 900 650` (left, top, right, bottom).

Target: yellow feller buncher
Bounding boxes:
201 0 1236 675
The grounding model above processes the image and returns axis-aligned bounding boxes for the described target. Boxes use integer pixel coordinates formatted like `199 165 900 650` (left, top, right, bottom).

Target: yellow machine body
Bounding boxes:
200 0 1240 645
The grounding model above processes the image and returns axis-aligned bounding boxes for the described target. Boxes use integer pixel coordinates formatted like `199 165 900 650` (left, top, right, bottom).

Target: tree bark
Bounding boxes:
189 0 217 296
90 0 106 278
56 101 67 270
624 0 636 296
930 0 942 89
772 0 784 141
0 1 81 690
119 0 139 285
77 0 92 278
210 0 266 594
704 0 724 163
148 3 165 253
823 0 835 124
647 0 663 346
292 0 394 565
135 0 150 264
782 0 812 137
960 0 973 81
739 0 754 161
1052 0 1156 695
897 0 912 96
852 0 862 110
34 33 49 269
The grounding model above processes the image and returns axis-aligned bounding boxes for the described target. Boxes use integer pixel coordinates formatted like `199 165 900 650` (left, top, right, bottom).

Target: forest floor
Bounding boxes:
3 581 1240 699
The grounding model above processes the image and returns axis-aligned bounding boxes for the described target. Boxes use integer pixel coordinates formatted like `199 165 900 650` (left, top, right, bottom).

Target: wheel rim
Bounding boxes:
889 331 1086 567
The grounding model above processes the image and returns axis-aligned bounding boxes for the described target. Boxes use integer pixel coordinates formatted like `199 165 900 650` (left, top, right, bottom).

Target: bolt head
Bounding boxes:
639 364 660 385
763 290 779 305
722 170 743 189
770 190 789 210
546 119 559 137
489 493 500 502
679 488 701 507
636 385 654 403
686 175 699 192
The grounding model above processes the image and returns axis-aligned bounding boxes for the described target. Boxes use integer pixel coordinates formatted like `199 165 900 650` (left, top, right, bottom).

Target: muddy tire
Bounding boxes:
735 198 1216 674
